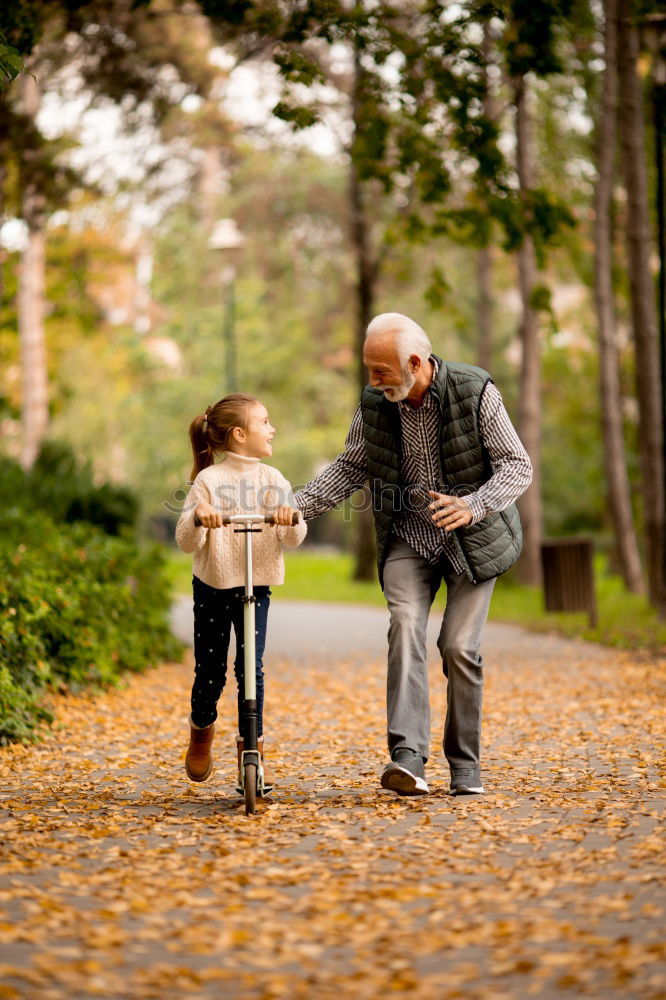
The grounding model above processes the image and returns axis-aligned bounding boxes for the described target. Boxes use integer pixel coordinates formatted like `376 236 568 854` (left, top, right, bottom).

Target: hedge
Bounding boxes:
0 506 184 744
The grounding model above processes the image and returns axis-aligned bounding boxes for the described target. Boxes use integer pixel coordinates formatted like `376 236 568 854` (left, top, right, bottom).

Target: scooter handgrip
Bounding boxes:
264 512 301 526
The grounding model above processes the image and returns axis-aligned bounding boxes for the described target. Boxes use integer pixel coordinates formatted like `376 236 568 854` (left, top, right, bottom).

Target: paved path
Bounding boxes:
0 599 663 999
170 594 617 666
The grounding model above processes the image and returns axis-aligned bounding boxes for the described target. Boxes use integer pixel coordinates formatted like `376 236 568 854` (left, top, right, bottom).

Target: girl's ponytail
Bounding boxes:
188 394 258 482
188 409 215 481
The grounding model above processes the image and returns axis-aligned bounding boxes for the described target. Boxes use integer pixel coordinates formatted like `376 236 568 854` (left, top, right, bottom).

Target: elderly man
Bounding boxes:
295 313 532 796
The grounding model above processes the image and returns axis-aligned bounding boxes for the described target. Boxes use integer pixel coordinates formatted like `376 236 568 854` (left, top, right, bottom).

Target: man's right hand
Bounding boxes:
194 502 222 529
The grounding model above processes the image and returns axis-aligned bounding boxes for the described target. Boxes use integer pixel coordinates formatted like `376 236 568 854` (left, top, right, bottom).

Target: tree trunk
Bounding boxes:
350 48 377 582
477 23 499 373
0 132 7 306
513 75 543 586
476 247 493 372
0 200 5 310
199 143 223 233
594 0 644 593
18 70 49 472
617 0 666 614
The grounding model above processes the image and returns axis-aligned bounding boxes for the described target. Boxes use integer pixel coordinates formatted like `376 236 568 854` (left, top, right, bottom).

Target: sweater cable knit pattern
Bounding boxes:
175 451 307 589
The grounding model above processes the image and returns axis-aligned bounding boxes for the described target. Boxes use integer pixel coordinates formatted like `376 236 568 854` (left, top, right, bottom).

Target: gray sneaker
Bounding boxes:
449 767 484 796
381 748 429 796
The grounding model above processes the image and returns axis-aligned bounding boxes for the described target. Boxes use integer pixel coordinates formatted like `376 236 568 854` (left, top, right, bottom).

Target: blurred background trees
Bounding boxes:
1 0 664 613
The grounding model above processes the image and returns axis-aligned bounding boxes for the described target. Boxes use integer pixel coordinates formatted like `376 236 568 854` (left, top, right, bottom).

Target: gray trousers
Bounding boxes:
382 537 496 775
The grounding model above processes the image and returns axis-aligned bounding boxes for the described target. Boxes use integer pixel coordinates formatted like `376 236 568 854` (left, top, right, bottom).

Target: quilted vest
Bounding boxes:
360 356 523 587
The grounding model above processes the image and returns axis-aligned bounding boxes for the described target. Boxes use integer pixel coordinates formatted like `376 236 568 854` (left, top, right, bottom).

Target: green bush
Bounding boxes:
0 664 53 744
0 507 184 745
0 440 139 536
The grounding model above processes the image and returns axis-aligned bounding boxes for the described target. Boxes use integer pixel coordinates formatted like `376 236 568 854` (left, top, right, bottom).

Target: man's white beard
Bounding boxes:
382 365 416 402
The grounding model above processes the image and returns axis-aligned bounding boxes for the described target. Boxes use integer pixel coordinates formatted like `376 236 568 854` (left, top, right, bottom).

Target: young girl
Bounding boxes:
175 393 307 795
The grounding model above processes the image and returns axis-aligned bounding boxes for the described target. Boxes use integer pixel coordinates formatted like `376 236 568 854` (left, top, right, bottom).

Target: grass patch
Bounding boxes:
167 547 666 652
491 557 666 651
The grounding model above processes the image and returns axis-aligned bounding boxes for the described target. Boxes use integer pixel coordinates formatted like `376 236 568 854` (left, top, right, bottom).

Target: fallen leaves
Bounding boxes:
0 631 664 999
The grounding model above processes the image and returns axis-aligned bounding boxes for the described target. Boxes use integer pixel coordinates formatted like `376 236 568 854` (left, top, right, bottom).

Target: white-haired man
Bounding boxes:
295 313 532 796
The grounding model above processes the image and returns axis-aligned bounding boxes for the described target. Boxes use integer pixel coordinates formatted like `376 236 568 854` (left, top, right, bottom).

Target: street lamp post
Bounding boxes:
209 218 245 393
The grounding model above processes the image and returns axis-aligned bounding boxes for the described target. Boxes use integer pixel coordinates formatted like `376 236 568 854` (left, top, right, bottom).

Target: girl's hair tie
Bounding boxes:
202 405 211 434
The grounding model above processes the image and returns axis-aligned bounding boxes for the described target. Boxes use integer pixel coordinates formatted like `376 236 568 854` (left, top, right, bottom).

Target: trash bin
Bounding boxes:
540 537 598 629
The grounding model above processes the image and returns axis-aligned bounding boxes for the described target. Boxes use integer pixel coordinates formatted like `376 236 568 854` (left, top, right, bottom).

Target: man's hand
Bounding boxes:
194 501 222 529
274 505 299 526
428 491 472 531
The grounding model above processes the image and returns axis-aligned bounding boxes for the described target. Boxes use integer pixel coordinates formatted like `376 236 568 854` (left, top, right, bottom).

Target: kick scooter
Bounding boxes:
222 511 300 815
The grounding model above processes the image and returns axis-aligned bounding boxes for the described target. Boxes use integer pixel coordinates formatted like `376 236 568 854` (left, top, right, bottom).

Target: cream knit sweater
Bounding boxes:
175 452 307 589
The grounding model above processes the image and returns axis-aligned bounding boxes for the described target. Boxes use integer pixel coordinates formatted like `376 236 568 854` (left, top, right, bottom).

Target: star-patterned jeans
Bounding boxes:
190 575 271 739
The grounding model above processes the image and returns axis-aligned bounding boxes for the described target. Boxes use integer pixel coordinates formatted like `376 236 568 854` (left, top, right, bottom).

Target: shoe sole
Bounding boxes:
185 759 213 782
381 763 429 796
450 785 484 796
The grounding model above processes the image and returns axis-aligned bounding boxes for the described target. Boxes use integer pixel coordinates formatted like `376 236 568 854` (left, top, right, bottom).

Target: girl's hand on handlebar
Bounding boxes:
194 502 223 529
274 505 299 526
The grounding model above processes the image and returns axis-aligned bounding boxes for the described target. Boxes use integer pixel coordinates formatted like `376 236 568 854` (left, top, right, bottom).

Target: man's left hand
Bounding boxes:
428 491 473 531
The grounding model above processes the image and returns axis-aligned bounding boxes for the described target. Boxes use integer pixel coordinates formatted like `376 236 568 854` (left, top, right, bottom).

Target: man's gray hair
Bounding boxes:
365 312 432 366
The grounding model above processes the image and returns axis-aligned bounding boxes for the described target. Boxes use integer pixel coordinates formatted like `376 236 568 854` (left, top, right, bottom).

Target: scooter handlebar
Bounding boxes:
221 512 301 526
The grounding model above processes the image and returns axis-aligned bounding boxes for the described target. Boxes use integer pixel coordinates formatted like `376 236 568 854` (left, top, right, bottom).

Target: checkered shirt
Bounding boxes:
294 358 532 574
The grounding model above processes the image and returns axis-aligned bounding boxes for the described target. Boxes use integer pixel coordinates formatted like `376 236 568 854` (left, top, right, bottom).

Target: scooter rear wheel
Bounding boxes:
244 762 257 815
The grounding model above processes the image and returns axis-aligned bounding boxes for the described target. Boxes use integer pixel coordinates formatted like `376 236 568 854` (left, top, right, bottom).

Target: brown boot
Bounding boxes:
236 735 274 796
185 715 215 782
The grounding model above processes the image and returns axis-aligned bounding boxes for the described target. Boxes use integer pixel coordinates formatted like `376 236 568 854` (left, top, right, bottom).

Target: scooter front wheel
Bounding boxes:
244 762 257 815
